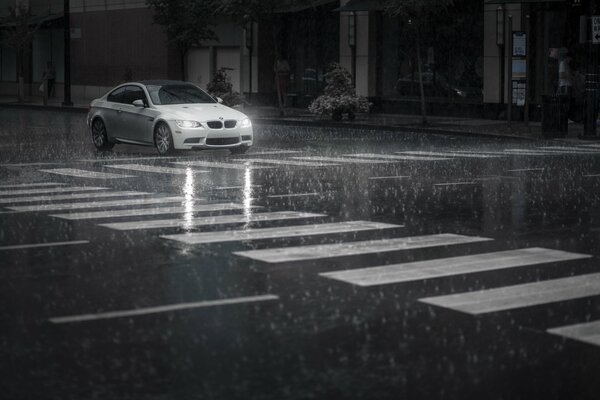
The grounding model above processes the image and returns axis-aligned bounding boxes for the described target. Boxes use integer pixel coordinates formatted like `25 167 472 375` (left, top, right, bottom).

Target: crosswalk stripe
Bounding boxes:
506 168 544 172
7 196 186 212
397 151 501 159
320 248 592 287
547 320 600 347
213 185 262 190
504 149 562 155
105 164 209 175
345 153 449 161
99 211 326 231
0 182 66 189
267 192 321 198
234 233 492 263
235 150 303 155
162 221 402 245
433 182 476 187
538 146 600 153
0 191 151 204
291 156 394 164
48 294 279 324
40 168 135 179
0 240 89 251
369 175 410 180
171 160 271 170
50 203 251 220
0 186 108 197
231 158 339 167
419 272 600 315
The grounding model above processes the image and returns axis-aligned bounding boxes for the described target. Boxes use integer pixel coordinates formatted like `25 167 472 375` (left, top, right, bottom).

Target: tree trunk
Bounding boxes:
416 25 427 125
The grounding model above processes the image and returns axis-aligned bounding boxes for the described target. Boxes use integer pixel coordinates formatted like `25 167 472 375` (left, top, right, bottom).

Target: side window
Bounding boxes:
107 87 127 103
125 86 147 105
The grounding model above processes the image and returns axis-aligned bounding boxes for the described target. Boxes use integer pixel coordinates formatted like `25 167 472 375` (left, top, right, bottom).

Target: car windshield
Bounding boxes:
146 84 216 105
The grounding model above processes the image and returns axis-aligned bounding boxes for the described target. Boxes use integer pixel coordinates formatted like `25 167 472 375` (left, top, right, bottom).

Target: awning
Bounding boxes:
334 0 386 12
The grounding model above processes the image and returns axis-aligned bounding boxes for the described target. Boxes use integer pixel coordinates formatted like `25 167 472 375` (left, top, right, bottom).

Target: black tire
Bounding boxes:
230 145 249 155
154 122 174 156
91 118 115 150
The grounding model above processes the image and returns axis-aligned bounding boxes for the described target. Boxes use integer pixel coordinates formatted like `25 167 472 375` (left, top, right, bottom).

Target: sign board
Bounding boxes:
70 28 81 39
512 32 526 56
593 16 600 44
512 80 526 107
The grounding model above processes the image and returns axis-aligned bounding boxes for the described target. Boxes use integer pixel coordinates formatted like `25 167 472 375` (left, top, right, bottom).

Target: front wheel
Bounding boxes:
91 118 115 150
154 122 174 156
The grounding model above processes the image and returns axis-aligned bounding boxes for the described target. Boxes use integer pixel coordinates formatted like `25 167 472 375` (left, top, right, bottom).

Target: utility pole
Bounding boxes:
62 0 73 107
583 0 598 138
507 15 513 129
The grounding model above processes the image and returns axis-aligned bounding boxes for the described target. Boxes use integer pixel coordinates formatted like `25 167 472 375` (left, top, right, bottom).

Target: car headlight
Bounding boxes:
175 120 202 128
239 118 252 128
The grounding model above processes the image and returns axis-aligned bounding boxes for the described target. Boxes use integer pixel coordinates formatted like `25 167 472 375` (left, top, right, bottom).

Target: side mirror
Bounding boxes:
132 99 145 108
216 97 223 104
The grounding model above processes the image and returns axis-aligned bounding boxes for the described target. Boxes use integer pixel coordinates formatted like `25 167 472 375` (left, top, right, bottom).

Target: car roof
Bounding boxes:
137 80 193 86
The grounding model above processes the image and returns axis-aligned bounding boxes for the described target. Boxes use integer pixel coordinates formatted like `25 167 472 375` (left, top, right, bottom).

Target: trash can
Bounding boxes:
542 95 569 138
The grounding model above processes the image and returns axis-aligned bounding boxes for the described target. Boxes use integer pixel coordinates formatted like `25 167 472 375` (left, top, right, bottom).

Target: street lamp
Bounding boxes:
496 5 505 107
348 12 356 86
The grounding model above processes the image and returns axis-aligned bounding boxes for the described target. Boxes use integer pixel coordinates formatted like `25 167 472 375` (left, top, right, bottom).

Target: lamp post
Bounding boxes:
583 0 598 138
348 11 356 86
62 0 72 106
496 5 505 106
244 16 253 101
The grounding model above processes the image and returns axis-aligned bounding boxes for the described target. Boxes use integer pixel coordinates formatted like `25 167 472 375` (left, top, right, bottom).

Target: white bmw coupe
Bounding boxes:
87 80 253 155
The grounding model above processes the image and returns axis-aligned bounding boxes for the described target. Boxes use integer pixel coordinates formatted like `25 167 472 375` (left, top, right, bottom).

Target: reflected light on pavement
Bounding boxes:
182 167 195 231
243 168 254 223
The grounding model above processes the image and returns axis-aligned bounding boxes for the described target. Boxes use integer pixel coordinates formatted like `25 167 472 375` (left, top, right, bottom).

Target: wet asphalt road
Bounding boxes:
1 108 600 399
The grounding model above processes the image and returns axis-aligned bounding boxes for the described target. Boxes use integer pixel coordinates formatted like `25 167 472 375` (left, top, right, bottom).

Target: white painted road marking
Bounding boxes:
172 160 271 170
99 211 326 231
397 151 501 159
40 168 135 179
368 175 410 180
0 186 107 197
0 191 151 204
433 182 476 187
548 320 600 347
234 233 492 263
0 240 89 251
162 221 402 245
0 182 66 189
345 153 449 161
292 156 394 164
231 158 339 167
50 203 251 220
105 164 210 175
506 168 544 172
8 196 186 212
320 248 591 287
419 272 600 315
48 294 279 324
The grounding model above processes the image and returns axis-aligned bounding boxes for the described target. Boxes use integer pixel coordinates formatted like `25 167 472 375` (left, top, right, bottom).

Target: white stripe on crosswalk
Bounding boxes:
538 146 600 153
0 240 89 251
39 168 135 179
0 186 107 197
397 151 501 159
162 221 401 245
8 196 186 212
504 149 561 155
0 191 151 204
234 233 492 263
547 320 600 347
368 175 410 180
50 203 251 220
267 192 320 198
231 158 339 167
171 160 271 170
320 248 591 287
433 182 476 187
345 153 449 161
235 150 303 156
506 168 544 172
292 156 394 164
0 182 66 189
48 294 279 324
419 272 600 315
213 185 262 190
105 164 209 175
99 211 326 231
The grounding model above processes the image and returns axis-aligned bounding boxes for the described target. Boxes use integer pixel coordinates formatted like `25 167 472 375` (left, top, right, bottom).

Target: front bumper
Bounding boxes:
168 121 253 150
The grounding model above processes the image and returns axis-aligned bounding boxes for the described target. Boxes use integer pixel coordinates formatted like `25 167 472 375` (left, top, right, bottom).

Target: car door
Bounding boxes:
104 86 128 139
118 86 155 144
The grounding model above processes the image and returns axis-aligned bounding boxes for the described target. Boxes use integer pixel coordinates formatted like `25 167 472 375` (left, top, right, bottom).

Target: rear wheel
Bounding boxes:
154 123 174 156
91 118 115 150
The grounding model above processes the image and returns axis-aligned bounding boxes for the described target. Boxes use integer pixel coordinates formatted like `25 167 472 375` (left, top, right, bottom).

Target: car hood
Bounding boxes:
157 103 247 121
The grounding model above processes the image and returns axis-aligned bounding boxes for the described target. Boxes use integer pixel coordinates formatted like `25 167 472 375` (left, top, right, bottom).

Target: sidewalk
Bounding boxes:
0 95 594 142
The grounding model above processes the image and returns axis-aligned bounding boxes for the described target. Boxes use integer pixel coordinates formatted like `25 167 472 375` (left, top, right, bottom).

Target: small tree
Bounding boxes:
206 67 243 107
146 0 218 80
308 63 370 120
0 5 41 102
384 0 454 125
